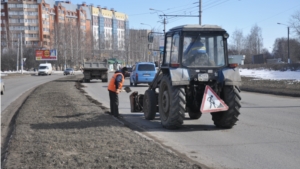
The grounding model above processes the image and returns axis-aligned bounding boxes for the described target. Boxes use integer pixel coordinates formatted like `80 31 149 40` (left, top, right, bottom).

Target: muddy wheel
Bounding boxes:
159 75 185 129
211 85 241 128
143 89 157 120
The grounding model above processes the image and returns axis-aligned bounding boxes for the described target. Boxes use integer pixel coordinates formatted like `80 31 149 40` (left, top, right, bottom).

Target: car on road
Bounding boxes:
130 62 157 86
1 79 4 95
64 68 75 75
38 63 52 76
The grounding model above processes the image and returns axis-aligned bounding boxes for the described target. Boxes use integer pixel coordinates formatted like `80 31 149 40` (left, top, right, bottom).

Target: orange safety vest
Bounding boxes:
108 73 124 92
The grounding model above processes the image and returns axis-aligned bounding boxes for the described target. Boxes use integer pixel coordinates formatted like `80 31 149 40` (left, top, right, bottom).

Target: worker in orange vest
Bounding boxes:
107 70 124 117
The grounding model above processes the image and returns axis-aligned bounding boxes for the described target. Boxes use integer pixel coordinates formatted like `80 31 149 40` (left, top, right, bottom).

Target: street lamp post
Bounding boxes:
64 43 67 70
277 23 290 64
149 8 166 35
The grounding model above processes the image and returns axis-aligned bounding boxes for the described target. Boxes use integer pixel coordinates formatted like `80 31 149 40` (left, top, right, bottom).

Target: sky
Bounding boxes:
71 0 300 52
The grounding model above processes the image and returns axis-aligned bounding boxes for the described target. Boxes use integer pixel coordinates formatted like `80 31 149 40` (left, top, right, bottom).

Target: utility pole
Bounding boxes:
287 26 290 64
17 38 19 71
199 0 202 25
64 43 67 70
277 23 290 63
163 16 166 35
21 32 23 74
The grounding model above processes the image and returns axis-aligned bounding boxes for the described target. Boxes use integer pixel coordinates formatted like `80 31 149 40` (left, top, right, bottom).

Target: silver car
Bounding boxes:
63 68 75 75
1 79 4 95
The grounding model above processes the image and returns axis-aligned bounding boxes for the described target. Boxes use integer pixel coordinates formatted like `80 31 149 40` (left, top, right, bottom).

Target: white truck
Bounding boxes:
82 61 108 82
38 63 52 76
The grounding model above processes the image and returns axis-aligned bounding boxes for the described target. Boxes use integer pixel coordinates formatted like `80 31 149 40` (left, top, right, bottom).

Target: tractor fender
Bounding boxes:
168 68 190 86
218 67 241 86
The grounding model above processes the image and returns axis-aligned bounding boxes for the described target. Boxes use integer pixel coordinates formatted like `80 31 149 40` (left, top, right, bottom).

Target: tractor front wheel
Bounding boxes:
159 75 185 129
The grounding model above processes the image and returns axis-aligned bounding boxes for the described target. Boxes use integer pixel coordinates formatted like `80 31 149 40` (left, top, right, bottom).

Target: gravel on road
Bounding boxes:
1 75 204 169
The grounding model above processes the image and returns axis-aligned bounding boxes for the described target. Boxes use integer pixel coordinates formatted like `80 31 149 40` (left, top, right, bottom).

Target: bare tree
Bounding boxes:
229 29 244 55
243 24 264 64
273 37 300 63
289 10 300 39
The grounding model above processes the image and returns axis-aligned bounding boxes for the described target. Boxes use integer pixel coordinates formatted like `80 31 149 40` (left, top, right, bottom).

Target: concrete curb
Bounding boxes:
1 87 36 162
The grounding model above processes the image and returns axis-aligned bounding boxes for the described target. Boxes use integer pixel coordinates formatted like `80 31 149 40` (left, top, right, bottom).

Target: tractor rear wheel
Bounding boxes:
188 111 202 119
211 85 241 128
143 89 157 120
159 75 185 129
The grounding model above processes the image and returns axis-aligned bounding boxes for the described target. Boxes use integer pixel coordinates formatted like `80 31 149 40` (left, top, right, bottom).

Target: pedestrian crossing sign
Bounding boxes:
200 85 228 113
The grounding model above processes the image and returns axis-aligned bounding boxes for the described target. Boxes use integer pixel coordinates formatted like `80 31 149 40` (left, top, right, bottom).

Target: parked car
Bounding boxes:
64 68 75 75
121 67 132 78
1 79 4 95
130 62 157 86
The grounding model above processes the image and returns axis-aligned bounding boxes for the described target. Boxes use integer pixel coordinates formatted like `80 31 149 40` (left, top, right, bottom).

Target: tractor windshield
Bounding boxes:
182 33 226 67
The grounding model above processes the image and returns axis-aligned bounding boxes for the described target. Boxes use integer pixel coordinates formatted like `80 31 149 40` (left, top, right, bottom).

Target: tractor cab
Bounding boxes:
156 25 231 69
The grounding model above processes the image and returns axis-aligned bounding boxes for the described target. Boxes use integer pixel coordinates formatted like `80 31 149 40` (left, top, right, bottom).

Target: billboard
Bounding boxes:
36 49 57 61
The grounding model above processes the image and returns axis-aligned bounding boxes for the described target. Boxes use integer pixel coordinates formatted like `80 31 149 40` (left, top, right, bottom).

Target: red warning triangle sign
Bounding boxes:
200 85 228 113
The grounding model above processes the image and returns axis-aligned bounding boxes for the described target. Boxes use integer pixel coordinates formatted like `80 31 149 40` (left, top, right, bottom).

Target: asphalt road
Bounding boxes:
82 72 300 169
1 73 65 112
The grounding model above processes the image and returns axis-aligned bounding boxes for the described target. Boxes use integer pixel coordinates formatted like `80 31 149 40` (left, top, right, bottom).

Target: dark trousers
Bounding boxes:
109 90 119 117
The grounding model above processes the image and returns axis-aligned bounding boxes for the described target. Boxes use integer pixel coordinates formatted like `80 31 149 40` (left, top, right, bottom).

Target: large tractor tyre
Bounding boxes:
159 75 186 129
188 111 202 119
143 90 157 120
211 85 241 128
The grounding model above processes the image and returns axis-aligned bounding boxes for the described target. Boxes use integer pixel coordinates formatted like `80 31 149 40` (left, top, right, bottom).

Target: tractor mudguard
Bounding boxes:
129 92 144 112
169 68 190 86
218 67 241 86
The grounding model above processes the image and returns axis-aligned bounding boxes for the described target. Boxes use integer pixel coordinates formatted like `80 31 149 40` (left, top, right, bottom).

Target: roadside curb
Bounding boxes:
1 87 36 163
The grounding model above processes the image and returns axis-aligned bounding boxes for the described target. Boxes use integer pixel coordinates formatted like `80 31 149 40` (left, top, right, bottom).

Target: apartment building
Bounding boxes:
1 0 128 58
90 5 129 59
1 0 40 49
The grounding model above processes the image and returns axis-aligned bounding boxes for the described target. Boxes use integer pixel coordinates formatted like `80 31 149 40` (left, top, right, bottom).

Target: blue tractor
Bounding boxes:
130 25 242 129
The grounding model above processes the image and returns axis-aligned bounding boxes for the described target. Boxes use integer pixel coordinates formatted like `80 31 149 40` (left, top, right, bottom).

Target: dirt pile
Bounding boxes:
241 77 300 97
2 75 203 169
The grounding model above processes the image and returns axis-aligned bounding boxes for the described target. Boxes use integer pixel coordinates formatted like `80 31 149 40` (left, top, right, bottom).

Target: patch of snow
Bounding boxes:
239 69 300 81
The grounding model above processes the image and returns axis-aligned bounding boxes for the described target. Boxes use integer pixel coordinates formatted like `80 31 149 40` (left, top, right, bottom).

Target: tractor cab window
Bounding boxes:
171 34 179 64
163 36 172 66
163 34 180 66
182 33 225 67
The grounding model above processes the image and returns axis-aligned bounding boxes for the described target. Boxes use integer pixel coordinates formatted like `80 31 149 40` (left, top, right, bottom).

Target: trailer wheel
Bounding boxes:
211 85 241 128
159 75 185 129
143 89 157 120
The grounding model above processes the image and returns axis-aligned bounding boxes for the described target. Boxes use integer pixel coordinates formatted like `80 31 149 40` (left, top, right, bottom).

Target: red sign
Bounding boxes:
35 49 57 61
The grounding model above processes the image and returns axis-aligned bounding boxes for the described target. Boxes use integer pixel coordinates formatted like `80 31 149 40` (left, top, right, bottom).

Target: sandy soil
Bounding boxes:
1 75 203 169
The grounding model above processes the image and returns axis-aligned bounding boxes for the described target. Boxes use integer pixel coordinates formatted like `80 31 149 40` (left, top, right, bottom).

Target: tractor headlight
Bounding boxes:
223 33 229 39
